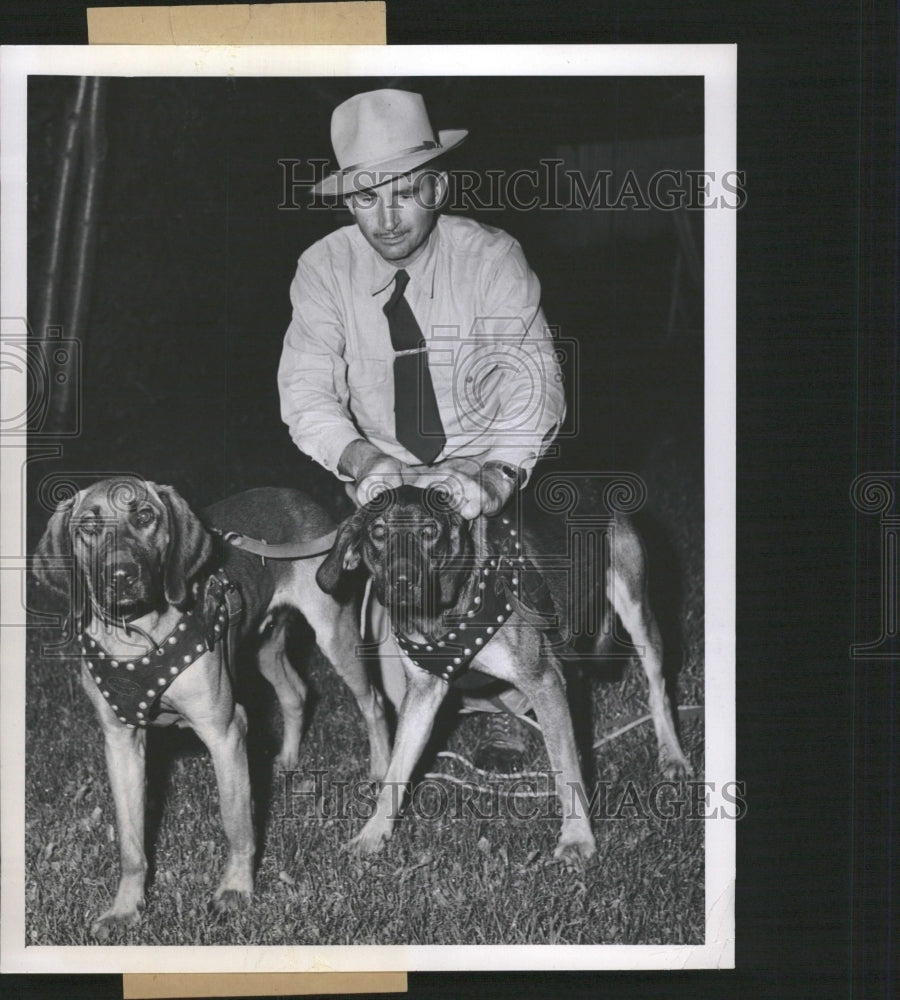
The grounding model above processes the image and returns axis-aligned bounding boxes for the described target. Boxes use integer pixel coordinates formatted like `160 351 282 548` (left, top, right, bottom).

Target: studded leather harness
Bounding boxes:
80 570 241 729
392 515 557 690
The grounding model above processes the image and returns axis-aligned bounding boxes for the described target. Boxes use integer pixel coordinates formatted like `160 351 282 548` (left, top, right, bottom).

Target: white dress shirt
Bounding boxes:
278 214 565 480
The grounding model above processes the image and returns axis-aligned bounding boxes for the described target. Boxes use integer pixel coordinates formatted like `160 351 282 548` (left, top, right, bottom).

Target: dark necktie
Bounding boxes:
383 269 446 465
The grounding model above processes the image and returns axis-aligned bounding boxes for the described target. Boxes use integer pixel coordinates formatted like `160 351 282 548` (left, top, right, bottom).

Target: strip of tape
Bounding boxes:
123 971 407 998
87 3 386 44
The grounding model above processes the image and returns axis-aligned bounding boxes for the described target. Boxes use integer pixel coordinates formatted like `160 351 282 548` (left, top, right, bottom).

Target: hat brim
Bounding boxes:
311 129 468 197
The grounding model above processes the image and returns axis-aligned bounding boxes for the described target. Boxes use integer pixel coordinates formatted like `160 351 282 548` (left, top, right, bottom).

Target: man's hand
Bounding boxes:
340 443 521 517
479 462 519 514
411 459 518 520
339 439 411 506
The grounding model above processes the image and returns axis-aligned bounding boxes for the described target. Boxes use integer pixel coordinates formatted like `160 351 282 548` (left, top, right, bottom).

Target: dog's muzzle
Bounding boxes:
387 562 421 599
98 549 159 611
384 532 427 604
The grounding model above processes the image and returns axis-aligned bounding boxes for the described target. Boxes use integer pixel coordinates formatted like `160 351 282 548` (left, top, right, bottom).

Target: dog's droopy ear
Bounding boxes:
32 494 78 601
437 511 473 608
157 484 213 608
316 508 367 594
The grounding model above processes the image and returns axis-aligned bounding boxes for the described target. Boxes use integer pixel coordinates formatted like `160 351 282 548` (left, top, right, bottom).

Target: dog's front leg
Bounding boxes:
191 702 255 912
82 669 148 940
348 648 447 856
205 704 255 912
485 639 598 862
172 663 255 912
529 667 598 863
298 572 392 782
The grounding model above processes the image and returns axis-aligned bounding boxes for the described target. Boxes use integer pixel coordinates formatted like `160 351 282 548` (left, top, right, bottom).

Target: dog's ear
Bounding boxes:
32 494 78 601
316 508 368 594
156 484 213 608
437 511 473 608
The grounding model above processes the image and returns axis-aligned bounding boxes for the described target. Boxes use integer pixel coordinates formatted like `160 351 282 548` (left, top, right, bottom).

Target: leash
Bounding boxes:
211 527 337 561
423 706 704 791
591 704 703 750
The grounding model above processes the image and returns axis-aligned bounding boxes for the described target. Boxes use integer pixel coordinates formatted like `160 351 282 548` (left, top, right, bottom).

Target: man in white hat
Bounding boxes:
278 89 565 765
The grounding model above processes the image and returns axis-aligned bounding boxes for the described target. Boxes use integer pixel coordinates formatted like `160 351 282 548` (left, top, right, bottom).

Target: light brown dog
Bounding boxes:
33 477 390 938
317 484 691 860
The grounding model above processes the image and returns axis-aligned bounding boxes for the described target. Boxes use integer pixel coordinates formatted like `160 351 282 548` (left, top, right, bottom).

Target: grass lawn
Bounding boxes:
24 455 705 947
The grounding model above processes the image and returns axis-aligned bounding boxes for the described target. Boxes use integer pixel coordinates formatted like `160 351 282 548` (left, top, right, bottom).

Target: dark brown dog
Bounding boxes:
33 477 390 938
317 484 691 860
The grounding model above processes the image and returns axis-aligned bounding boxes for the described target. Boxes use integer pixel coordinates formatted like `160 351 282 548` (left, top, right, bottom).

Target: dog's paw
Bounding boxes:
343 824 390 857
90 906 141 941
367 763 388 784
553 832 597 866
659 749 693 780
210 888 251 915
274 751 301 773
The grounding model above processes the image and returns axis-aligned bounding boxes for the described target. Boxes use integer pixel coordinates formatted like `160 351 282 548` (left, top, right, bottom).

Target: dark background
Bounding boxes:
3 0 895 999
25 73 703 543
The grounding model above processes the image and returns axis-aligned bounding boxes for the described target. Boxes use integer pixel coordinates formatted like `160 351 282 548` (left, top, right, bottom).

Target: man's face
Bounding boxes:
346 170 447 267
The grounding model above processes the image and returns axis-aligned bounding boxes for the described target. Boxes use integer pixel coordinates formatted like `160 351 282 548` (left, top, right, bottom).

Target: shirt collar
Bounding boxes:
367 218 441 298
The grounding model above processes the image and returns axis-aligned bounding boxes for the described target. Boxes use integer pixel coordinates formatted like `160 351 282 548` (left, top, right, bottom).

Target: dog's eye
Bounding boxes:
421 523 439 541
76 519 101 536
370 522 386 542
133 506 155 527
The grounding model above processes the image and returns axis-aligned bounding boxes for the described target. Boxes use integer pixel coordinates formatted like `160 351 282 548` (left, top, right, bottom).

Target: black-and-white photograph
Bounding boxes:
1 44 735 972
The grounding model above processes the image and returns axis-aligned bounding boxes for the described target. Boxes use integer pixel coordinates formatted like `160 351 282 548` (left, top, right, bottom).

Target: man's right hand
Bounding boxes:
339 439 410 506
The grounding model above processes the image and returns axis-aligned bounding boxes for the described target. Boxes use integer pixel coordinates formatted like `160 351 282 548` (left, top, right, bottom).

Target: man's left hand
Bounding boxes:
411 460 517 519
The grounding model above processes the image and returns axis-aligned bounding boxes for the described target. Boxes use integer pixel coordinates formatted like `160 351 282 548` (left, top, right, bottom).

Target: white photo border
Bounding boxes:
0 42 736 974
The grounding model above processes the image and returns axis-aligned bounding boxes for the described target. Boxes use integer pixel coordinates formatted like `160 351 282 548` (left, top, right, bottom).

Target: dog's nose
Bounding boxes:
108 559 140 589
115 563 138 582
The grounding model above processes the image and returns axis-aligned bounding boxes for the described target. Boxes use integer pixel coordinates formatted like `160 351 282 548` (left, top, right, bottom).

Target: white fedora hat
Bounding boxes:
312 89 467 197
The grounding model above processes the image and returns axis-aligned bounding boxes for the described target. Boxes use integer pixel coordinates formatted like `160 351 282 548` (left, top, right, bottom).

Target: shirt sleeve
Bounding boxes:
277 253 363 479
471 240 566 479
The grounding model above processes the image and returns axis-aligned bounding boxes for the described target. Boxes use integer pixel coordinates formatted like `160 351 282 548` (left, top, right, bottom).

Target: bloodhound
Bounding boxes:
33 477 390 938
316 484 692 861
